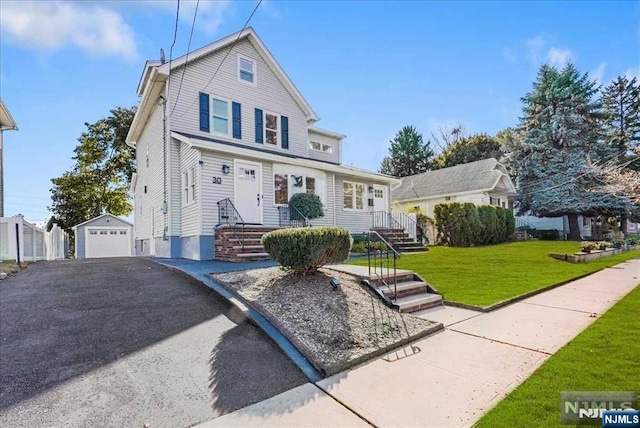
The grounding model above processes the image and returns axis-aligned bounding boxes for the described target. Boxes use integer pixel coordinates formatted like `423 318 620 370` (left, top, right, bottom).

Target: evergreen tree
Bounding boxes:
379 126 434 177
509 64 632 240
601 75 640 167
430 133 503 170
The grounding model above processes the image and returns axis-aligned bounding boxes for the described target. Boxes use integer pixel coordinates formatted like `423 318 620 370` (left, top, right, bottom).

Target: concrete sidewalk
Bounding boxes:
200 259 639 428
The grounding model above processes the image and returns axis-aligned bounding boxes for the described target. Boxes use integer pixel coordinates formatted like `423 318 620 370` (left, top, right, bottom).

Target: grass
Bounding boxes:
475 284 640 427
350 241 640 307
0 259 22 275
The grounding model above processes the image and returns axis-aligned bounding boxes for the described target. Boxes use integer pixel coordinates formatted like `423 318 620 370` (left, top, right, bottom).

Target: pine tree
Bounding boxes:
602 75 640 167
510 64 633 240
379 126 434 177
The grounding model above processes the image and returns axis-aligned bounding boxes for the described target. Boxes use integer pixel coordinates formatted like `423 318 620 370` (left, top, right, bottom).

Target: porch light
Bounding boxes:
222 164 230 174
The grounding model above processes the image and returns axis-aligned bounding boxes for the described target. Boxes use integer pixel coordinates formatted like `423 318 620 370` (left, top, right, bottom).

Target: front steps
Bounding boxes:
372 227 428 253
368 271 443 313
214 225 276 261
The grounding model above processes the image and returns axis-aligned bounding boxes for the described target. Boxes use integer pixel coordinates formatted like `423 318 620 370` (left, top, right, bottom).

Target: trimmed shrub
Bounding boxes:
289 193 324 220
435 203 515 247
262 227 352 274
529 229 560 240
350 241 387 253
434 202 481 246
478 205 500 245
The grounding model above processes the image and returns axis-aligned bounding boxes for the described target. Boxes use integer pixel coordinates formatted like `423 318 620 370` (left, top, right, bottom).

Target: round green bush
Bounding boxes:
262 227 352 274
289 193 324 220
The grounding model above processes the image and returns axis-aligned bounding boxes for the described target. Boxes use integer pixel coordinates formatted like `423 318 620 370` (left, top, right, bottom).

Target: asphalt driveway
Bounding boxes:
0 258 306 428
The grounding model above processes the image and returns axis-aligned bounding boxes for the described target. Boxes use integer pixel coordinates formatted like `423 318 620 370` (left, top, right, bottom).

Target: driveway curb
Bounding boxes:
153 260 323 383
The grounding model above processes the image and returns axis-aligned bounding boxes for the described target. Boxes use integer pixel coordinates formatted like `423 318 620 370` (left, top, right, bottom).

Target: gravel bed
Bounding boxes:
209 266 441 376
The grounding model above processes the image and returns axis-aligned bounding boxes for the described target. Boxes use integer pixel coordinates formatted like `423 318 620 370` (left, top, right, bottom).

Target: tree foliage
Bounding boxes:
601 75 640 167
434 203 514 247
49 107 136 234
380 125 434 177
431 133 504 170
506 64 632 240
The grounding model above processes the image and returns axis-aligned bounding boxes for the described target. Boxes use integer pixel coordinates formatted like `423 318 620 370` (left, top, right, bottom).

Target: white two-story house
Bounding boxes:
126 28 399 260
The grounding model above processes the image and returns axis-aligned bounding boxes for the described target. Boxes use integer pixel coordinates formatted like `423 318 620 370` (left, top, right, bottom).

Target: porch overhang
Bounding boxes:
171 131 400 185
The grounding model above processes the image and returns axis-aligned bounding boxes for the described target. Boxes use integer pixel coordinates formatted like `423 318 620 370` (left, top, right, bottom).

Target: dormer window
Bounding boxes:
238 54 256 85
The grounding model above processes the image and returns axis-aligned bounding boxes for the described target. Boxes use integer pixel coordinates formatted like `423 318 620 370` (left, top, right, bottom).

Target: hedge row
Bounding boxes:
434 203 515 247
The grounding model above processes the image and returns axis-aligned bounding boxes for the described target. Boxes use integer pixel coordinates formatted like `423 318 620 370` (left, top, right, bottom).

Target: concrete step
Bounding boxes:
236 252 271 260
369 272 414 285
396 293 443 313
378 280 429 298
397 245 428 253
232 245 264 251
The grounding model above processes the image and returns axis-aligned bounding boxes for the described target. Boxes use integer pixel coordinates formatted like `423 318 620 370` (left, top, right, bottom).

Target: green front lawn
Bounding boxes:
475 285 640 427
350 241 640 307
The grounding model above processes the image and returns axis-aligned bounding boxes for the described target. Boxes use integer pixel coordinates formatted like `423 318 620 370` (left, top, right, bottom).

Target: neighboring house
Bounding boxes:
126 28 399 261
72 214 134 259
0 98 19 217
391 158 517 217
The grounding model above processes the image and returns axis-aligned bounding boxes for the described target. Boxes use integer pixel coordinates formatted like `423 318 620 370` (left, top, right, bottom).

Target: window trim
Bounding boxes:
182 167 196 206
309 140 334 154
263 111 280 146
272 170 327 207
210 95 232 137
343 181 366 211
237 54 257 86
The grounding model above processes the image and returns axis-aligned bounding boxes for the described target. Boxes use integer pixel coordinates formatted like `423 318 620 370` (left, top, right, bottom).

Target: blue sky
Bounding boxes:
1 0 638 222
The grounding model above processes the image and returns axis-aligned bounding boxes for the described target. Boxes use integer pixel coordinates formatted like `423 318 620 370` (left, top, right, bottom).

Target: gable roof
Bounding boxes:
72 213 133 230
0 98 18 131
159 27 318 121
392 158 516 202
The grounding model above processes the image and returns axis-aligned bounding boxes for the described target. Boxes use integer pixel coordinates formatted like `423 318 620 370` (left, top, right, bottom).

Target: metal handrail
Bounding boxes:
365 230 400 302
216 198 245 248
278 203 310 228
515 217 536 230
389 212 418 242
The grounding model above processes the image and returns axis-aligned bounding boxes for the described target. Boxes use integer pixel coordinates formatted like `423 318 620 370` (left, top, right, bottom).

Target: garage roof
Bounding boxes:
72 213 133 230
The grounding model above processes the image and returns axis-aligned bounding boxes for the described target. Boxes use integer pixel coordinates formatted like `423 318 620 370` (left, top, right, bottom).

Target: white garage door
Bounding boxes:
85 228 132 258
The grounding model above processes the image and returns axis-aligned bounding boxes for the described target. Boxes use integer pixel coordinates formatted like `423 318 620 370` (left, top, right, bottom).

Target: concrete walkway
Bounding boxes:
198 259 639 427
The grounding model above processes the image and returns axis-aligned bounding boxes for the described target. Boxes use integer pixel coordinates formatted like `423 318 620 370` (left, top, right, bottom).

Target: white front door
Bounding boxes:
373 184 388 212
234 160 262 224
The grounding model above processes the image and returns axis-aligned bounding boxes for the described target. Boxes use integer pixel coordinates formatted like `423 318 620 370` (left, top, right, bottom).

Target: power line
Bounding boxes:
170 0 200 117
172 0 263 123
168 0 180 67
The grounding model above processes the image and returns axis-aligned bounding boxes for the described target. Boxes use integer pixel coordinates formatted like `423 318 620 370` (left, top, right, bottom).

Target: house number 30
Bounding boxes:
212 177 222 184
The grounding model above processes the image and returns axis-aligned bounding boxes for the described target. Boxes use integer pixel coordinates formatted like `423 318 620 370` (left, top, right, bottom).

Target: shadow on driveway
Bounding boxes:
0 258 305 427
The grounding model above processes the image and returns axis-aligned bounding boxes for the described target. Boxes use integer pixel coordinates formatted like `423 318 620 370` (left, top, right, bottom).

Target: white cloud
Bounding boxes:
143 0 232 34
545 47 574 68
624 66 640 81
525 35 547 64
590 62 607 85
0 1 137 59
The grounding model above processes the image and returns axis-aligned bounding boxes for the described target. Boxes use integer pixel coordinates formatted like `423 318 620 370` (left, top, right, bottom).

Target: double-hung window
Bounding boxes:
212 97 230 135
183 168 195 204
265 112 278 145
238 55 256 85
343 182 365 210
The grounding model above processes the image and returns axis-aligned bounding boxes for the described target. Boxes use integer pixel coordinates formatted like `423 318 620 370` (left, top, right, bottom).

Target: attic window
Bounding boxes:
238 55 256 85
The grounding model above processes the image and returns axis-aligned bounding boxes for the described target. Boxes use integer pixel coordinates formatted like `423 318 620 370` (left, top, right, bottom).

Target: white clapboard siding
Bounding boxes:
168 38 309 159
180 143 200 237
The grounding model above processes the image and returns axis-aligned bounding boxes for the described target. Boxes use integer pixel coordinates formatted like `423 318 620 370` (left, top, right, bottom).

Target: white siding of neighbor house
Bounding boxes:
180 143 200 237
307 130 341 164
168 38 310 159
334 175 391 233
134 100 166 243
169 139 182 237
393 191 514 217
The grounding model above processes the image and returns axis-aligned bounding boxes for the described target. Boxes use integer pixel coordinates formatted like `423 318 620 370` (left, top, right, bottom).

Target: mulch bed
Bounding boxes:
209 266 441 376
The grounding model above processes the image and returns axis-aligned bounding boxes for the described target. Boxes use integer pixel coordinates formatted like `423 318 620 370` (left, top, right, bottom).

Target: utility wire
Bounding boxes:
172 0 263 122
170 0 200 116
168 0 180 68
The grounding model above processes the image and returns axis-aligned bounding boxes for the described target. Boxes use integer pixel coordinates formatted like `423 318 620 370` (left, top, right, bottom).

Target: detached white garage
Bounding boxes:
72 214 134 259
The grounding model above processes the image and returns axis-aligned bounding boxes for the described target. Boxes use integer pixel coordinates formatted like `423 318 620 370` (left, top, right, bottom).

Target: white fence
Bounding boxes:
0 216 68 262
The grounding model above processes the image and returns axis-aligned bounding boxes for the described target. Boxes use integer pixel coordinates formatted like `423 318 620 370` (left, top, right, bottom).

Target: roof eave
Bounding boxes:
0 98 18 131
126 68 167 147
